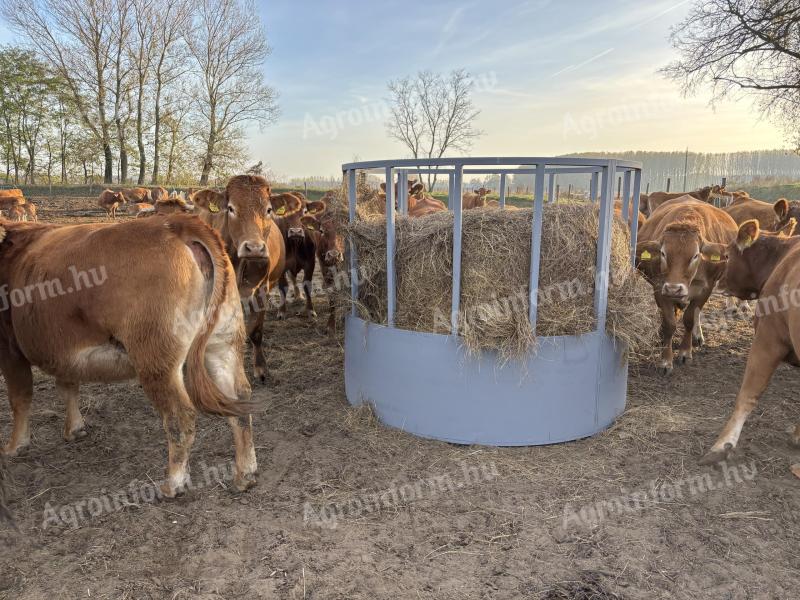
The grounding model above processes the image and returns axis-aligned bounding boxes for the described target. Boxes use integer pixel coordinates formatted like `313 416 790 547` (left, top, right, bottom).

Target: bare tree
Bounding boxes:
129 0 156 184
187 0 278 185
111 0 133 183
662 0 800 149
2 0 121 183
386 69 483 190
151 0 193 184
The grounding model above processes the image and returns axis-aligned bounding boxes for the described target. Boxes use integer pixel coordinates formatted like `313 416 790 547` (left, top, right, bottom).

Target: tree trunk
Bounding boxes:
199 128 215 186
151 83 162 184
103 143 113 184
136 88 146 184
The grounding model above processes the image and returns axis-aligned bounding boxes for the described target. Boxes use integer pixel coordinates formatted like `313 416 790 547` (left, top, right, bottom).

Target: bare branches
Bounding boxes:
386 69 483 189
662 0 800 146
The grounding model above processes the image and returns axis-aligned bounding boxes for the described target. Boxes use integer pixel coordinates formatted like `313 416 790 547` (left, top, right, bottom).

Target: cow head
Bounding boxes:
272 193 325 241
772 198 800 234
636 222 728 302
302 213 343 267
379 180 427 210
719 218 797 300
695 186 714 202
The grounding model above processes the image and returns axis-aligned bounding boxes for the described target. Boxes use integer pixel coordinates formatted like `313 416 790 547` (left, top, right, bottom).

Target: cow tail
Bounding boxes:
166 216 253 417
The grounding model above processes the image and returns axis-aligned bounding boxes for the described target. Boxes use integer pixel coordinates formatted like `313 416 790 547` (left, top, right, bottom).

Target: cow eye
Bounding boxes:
266 206 273 215
227 205 235 215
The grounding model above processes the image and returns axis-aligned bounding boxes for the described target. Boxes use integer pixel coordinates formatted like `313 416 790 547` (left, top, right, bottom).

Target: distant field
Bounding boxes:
734 183 800 202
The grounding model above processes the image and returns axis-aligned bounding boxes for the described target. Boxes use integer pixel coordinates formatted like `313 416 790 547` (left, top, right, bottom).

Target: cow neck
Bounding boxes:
747 235 800 294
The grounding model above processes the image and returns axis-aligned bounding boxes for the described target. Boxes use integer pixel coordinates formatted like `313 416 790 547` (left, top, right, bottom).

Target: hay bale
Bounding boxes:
344 204 657 362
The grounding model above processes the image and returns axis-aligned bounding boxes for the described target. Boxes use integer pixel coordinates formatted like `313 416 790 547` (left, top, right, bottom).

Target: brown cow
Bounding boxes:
462 187 492 209
0 216 256 496
724 197 800 233
119 187 152 204
154 192 193 215
21 202 37 222
150 186 169 204
636 197 737 373
614 200 645 230
300 211 344 334
378 181 447 217
272 192 326 319
192 176 286 383
700 218 800 465
4 205 26 222
132 202 156 218
0 189 25 212
98 189 126 219
646 185 719 215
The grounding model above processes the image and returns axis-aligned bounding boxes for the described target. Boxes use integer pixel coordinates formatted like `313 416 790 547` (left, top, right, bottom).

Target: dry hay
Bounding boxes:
343 204 657 362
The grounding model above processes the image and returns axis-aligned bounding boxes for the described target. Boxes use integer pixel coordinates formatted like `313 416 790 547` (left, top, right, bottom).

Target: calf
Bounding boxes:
4 205 26 222
132 202 156 218
700 218 800 465
98 189 126 219
272 192 326 319
192 177 286 383
21 202 37 222
636 198 737 373
0 189 24 212
299 210 344 333
0 216 256 496
378 180 447 217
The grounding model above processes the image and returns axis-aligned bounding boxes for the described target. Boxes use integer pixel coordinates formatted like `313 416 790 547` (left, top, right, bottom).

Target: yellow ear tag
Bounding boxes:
640 250 651 260
208 202 219 213
306 223 316 230
710 254 721 262
276 206 286 216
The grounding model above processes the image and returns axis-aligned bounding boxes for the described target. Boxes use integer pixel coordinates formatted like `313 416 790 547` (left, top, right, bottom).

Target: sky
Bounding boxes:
256 0 785 179
0 0 785 180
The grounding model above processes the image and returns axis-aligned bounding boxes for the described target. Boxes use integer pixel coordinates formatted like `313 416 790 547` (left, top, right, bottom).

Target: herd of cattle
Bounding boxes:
0 174 797 497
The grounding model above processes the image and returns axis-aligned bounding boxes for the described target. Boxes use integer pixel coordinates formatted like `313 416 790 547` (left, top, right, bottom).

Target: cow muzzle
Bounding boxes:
288 227 305 239
325 249 343 264
661 282 689 300
238 240 268 259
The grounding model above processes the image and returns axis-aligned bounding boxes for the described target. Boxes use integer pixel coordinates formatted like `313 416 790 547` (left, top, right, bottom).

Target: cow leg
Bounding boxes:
300 262 317 319
0 351 33 456
700 330 786 465
287 271 302 302
677 302 701 363
692 307 705 348
58 380 87 442
323 268 336 335
247 309 268 383
277 272 288 320
142 374 197 498
228 415 257 491
658 303 678 374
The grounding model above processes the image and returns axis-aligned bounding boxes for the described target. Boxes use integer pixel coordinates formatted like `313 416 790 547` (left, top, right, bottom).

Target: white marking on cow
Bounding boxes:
73 344 136 381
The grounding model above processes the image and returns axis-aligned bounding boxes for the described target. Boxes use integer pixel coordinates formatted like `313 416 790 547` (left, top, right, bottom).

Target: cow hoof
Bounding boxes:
64 426 88 442
676 353 691 365
659 362 673 375
276 312 286 321
692 335 705 348
253 366 267 385
699 443 734 466
159 482 186 499
233 472 257 493
307 310 317 319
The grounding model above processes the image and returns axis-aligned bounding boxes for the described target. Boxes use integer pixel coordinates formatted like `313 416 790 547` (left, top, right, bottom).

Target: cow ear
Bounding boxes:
306 200 326 215
700 241 727 263
774 198 789 219
736 219 760 250
410 183 424 195
635 240 661 262
379 183 386 192
270 194 287 216
777 217 796 238
301 215 320 231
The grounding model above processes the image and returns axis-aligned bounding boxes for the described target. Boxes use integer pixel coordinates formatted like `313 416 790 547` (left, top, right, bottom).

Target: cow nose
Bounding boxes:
326 250 343 263
239 240 267 258
288 227 304 238
662 283 688 298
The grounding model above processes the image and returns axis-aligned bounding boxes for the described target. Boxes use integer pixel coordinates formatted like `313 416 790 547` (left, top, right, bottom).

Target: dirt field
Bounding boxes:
0 200 798 599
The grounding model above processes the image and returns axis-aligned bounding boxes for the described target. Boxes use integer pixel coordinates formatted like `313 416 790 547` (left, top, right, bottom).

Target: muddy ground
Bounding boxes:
0 201 798 599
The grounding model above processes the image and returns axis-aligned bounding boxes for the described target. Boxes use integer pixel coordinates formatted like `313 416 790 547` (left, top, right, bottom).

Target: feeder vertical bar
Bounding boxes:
499 173 507 209
397 170 408 216
590 171 599 202
621 169 631 223
630 168 642 265
548 173 555 204
450 164 464 335
594 160 616 332
385 167 396 327
347 169 357 316
528 163 546 327
448 174 455 208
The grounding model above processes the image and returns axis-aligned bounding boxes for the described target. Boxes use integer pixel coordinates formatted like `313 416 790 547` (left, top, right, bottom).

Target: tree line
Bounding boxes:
0 0 277 186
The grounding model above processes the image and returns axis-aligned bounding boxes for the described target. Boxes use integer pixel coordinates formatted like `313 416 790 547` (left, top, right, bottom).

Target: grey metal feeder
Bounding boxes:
343 157 642 446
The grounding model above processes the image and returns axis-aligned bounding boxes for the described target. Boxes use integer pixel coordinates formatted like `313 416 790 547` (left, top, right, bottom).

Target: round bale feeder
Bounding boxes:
343 157 643 446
